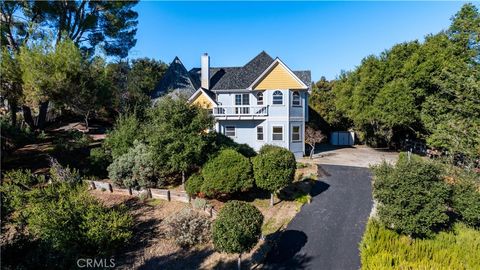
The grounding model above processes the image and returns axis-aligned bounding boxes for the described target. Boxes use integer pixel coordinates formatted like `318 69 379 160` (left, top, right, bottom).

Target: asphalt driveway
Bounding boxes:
265 164 372 270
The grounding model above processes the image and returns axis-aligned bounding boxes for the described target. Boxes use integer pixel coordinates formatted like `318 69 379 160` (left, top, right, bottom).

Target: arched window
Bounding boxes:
272 90 283 105
257 92 264 105
292 91 301 106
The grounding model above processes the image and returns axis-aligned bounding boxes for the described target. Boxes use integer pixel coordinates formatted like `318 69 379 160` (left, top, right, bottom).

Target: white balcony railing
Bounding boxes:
213 105 268 117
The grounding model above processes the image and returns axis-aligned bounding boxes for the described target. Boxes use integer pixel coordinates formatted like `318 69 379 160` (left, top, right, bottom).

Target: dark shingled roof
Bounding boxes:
153 52 311 101
151 57 198 100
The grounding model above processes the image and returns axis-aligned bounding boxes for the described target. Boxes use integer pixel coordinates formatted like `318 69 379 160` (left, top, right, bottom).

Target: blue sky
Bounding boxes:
131 1 469 81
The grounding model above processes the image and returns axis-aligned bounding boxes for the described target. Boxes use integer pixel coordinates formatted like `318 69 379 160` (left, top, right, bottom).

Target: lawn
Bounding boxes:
360 219 480 270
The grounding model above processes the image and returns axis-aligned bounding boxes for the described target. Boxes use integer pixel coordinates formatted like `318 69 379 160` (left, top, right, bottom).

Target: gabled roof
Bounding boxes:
151 57 198 100
248 57 309 90
153 52 311 100
187 88 217 105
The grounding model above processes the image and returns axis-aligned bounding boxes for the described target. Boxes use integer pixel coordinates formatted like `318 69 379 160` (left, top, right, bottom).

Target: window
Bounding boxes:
235 94 250 105
272 91 283 105
292 126 301 141
225 126 235 137
292 91 301 106
257 126 264 140
272 126 283 141
257 92 264 105
235 94 250 114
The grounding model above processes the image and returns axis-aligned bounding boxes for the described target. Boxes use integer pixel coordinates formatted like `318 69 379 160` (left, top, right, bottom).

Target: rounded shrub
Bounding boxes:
252 145 296 193
201 149 253 198
185 173 204 197
372 154 450 237
165 208 211 248
212 201 263 254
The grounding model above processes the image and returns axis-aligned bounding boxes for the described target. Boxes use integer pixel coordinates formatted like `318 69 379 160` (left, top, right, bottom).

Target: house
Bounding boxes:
153 51 311 157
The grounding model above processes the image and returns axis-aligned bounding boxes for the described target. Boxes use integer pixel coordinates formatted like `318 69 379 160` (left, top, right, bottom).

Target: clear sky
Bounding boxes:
131 1 470 81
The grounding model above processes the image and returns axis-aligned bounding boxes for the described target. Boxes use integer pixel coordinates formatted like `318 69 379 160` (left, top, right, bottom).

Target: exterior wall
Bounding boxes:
191 92 214 109
214 89 307 157
253 63 305 90
217 120 267 151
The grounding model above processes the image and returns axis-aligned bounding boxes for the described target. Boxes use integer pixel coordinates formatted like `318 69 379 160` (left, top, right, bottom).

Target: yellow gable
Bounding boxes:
253 62 305 90
191 91 214 109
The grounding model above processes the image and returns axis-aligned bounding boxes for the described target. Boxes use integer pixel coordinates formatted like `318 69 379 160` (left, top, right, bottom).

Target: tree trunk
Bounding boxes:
9 100 17 126
181 171 186 190
22 105 35 129
237 254 241 270
270 193 274 207
84 111 90 131
36 101 49 130
310 146 315 159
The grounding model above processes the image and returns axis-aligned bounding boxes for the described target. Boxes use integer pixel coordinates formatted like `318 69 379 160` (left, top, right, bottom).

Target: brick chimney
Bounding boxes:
201 53 210 90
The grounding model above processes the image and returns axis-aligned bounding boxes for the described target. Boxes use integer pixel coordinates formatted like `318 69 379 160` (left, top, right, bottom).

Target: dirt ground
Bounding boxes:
88 162 318 270
301 145 399 168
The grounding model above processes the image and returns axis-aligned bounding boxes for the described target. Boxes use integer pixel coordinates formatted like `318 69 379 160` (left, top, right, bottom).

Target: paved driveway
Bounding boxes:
265 164 372 270
310 145 398 168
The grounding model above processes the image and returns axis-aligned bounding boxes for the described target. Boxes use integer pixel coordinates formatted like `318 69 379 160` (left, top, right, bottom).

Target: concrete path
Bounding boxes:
265 164 372 270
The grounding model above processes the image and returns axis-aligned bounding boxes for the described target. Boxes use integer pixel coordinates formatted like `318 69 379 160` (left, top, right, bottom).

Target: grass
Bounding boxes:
360 219 480 270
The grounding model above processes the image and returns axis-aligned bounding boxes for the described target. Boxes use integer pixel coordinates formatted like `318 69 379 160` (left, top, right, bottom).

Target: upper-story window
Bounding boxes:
235 94 250 105
292 91 301 106
272 90 283 105
257 92 264 105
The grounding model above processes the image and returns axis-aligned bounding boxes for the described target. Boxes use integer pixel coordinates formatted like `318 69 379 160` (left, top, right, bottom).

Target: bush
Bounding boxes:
452 179 480 227
185 173 204 196
252 145 296 193
104 113 144 159
360 219 480 269
107 141 156 188
372 153 450 237
165 208 211 248
201 149 254 198
49 157 81 184
0 170 46 220
88 147 112 178
25 182 133 255
212 201 263 254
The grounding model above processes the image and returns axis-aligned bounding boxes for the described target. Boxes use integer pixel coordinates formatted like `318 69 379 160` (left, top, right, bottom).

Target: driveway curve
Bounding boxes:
265 164 372 270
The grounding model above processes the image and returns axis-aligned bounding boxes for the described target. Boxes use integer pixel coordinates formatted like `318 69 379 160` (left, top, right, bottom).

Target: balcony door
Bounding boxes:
235 94 250 114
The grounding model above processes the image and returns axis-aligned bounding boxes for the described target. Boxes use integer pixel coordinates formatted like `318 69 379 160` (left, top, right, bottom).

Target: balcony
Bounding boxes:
213 105 268 118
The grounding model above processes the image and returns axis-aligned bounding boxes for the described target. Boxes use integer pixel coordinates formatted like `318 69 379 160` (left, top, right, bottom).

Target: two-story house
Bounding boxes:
152 51 311 157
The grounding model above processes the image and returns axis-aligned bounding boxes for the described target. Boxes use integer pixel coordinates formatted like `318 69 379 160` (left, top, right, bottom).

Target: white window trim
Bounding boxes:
272 125 284 141
272 90 284 106
225 126 236 137
291 125 302 142
256 125 264 141
292 91 302 107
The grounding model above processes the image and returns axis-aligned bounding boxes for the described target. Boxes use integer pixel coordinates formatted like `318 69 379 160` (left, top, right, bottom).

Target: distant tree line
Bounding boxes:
309 3 479 162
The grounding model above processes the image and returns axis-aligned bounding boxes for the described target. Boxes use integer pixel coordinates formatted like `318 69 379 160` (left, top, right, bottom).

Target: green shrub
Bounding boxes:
107 141 156 188
185 173 204 196
252 145 296 193
165 208 211 248
104 113 143 159
88 147 112 178
360 219 480 269
372 153 450 237
25 182 133 255
201 149 253 198
212 201 263 254
0 170 45 220
452 179 480 228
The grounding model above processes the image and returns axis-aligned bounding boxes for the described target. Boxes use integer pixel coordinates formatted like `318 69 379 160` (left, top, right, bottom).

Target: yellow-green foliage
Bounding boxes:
360 219 480 270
